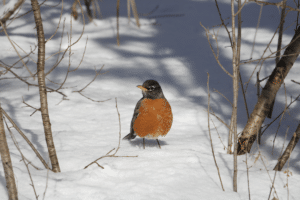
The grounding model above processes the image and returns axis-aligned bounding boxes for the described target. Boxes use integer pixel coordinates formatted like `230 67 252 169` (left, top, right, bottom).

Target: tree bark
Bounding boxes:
274 123 300 171
0 104 18 200
231 0 239 192
237 26 300 155
31 0 61 172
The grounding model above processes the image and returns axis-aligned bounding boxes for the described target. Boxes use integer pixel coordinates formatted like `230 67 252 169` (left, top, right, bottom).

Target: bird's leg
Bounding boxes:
143 138 145 149
156 139 161 149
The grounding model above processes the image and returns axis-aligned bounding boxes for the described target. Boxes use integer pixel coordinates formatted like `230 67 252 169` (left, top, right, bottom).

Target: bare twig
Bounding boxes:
0 0 24 27
0 21 35 79
148 14 184 19
268 0 287 118
239 72 249 119
69 37 88 72
4 119 39 199
250 0 300 12
207 72 225 191
1 63 67 97
213 89 232 106
214 0 232 45
245 153 251 200
117 0 120 46
272 83 288 154
200 22 233 78
84 98 137 169
7 0 48 21
204 109 230 130
234 0 248 17
0 103 18 199
46 0 86 77
129 0 140 27
291 79 300 85
250 4 263 59
22 97 40 116
2 108 50 170
45 0 64 43
267 126 290 200
260 94 300 137
257 72 262 144
138 5 159 17
210 119 226 151
43 160 50 200
72 65 111 102
12 41 37 64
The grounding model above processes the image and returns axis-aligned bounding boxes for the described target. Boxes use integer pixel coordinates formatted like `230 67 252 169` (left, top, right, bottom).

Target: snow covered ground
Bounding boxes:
1 0 300 199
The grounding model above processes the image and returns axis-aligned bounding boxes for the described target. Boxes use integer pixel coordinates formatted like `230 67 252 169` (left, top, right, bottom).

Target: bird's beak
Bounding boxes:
137 85 147 91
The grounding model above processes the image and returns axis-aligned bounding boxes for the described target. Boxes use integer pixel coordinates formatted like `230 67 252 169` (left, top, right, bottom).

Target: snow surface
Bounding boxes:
1 0 300 199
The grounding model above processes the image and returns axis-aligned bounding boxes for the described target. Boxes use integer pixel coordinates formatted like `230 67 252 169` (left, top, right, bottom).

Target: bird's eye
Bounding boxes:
148 86 156 91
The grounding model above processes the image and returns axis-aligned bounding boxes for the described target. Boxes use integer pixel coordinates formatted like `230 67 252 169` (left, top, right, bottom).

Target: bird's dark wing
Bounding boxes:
122 98 143 140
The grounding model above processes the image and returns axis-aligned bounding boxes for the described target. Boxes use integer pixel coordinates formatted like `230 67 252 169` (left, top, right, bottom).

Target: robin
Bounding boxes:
123 80 173 149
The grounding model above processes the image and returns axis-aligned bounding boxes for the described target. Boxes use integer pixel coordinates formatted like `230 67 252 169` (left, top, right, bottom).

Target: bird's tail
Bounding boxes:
123 133 136 140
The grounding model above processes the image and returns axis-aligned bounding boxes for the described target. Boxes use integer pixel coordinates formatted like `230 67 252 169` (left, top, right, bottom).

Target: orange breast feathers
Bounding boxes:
133 98 173 138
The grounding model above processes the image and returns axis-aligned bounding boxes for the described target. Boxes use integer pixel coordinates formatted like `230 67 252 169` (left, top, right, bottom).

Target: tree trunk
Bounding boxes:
231 0 240 192
274 123 300 171
0 104 18 200
237 26 300 155
31 0 61 172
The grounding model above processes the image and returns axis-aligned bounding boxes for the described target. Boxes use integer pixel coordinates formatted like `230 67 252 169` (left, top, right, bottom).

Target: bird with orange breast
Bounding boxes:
123 80 173 149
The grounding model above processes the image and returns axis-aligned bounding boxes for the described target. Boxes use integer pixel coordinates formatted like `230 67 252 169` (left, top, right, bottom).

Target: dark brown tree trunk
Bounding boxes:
274 123 300 171
84 0 93 21
0 104 18 200
237 26 300 155
31 0 61 172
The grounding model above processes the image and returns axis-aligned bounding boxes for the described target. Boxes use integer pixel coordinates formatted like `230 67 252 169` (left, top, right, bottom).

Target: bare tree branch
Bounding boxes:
31 0 61 172
237 26 300 155
207 72 225 191
274 123 300 171
84 98 137 169
0 0 24 27
0 104 18 200
0 21 35 79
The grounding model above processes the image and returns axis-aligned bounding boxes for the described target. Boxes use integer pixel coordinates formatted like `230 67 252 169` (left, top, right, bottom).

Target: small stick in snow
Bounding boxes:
84 98 137 169
207 72 225 191
156 139 161 149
